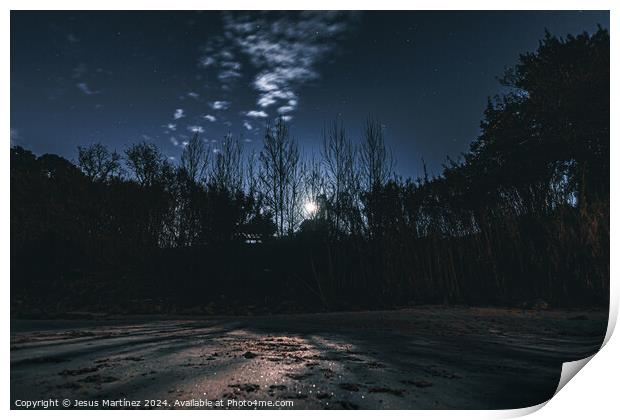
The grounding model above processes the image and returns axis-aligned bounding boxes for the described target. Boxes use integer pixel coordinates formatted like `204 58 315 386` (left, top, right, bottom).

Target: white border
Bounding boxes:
3 2 617 419
2 1 618 10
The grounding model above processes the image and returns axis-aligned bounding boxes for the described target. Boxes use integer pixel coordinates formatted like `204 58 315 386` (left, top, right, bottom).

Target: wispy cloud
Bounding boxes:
188 125 205 133
166 123 177 131
174 109 185 119
76 82 100 95
203 114 217 122
246 110 268 118
222 61 241 71
243 121 253 130
220 12 357 113
277 105 295 114
187 92 199 99
199 56 215 67
217 69 242 82
199 45 244 85
211 100 231 110
198 12 358 120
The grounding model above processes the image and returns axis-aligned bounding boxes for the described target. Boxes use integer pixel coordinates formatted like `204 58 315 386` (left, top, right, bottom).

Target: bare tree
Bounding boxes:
259 117 302 236
124 142 167 187
170 134 209 248
321 120 359 234
210 133 243 192
360 116 393 192
245 151 259 196
77 142 121 182
302 154 325 218
285 148 304 233
180 133 209 184
358 116 394 238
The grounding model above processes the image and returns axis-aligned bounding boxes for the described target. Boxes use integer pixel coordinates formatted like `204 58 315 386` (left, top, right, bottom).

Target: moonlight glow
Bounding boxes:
304 200 318 216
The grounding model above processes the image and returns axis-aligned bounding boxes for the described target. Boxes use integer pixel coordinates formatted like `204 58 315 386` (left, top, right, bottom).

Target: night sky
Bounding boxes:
10 11 609 178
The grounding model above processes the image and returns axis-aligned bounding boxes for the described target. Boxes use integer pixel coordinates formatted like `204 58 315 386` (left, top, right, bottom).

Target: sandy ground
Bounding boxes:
10 306 607 409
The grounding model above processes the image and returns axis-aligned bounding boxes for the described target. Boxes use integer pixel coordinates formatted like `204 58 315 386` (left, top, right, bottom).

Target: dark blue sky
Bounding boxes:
11 11 609 179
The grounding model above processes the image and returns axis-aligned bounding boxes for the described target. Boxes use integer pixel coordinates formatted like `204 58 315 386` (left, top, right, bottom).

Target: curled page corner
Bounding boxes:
503 400 549 418
552 297 617 399
554 355 595 397
602 296 618 348
507 360 597 420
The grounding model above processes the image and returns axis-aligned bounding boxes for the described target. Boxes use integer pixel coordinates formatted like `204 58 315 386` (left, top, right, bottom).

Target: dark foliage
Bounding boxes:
11 29 609 316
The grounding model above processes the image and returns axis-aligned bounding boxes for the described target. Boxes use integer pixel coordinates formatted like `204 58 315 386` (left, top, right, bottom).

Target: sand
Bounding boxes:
10 306 607 409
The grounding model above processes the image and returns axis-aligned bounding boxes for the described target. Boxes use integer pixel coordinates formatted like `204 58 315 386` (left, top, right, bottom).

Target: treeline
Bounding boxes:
11 28 609 315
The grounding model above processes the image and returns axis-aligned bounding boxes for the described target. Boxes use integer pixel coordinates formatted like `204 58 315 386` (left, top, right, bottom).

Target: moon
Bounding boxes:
304 200 318 216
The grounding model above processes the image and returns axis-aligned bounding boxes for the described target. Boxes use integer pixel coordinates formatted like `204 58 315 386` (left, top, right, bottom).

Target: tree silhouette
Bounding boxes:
124 141 170 187
259 117 302 236
10 28 609 315
180 133 209 185
321 120 359 236
77 142 122 182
